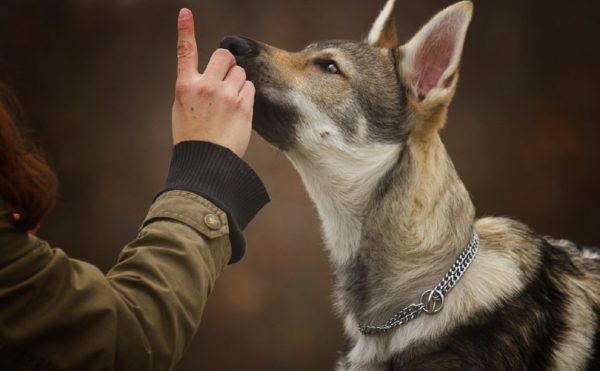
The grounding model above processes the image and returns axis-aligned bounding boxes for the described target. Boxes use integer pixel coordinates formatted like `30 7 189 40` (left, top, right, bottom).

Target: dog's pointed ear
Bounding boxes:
367 0 399 49
400 1 473 102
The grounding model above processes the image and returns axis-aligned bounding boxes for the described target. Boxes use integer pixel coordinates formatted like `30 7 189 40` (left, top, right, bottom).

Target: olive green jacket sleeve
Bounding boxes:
0 191 232 370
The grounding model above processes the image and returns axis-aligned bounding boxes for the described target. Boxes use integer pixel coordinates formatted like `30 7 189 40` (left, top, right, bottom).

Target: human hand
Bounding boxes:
172 8 255 158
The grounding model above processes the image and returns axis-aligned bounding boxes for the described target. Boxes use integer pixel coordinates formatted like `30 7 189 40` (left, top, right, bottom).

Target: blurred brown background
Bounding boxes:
1 0 599 369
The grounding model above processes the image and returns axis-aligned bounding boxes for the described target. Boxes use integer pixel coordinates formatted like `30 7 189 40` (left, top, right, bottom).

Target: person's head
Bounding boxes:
0 84 58 231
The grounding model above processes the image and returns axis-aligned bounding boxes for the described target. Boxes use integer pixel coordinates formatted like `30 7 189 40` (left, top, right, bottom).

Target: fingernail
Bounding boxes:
179 8 191 20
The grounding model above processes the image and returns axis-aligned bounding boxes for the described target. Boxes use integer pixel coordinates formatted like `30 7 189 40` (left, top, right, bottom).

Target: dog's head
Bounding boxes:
221 0 472 156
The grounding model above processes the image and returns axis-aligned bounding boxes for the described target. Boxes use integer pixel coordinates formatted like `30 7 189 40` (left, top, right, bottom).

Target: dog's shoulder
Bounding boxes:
476 216 600 291
475 216 542 279
387 218 600 370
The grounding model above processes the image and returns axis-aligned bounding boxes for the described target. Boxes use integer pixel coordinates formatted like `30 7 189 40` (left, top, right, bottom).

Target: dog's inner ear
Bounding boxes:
367 0 398 49
400 1 473 101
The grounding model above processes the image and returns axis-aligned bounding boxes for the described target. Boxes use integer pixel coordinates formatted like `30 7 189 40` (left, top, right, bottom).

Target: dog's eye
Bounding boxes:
315 59 341 75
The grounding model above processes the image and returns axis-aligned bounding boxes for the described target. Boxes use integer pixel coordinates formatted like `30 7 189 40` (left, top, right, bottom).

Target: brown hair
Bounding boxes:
0 84 58 230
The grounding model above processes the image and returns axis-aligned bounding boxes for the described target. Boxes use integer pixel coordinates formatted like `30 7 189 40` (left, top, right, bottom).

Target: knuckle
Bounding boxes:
245 81 256 94
213 48 235 65
237 97 253 114
175 81 191 95
223 92 238 104
234 96 245 108
241 82 256 99
177 40 195 59
197 82 217 96
233 66 246 78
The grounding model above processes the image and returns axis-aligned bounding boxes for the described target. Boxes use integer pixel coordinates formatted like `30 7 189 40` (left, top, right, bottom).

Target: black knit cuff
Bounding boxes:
157 141 270 264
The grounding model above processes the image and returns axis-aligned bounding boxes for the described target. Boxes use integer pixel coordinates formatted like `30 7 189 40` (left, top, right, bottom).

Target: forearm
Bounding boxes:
159 140 270 263
107 191 233 369
0 141 269 370
0 191 232 370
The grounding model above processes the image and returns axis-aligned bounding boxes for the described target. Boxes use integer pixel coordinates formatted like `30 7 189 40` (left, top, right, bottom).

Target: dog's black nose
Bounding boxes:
220 36 258 57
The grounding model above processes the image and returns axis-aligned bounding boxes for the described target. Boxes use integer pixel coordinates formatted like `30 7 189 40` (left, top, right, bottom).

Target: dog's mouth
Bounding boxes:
220 35 281 90
220 36 299 150
251 92 299 151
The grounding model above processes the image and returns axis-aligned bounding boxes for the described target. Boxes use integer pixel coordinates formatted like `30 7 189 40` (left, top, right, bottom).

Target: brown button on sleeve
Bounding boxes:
143 190 229 239
204 214 223 230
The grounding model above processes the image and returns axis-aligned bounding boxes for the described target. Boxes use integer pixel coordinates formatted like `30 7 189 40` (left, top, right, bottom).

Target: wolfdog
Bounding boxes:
221 1 600 369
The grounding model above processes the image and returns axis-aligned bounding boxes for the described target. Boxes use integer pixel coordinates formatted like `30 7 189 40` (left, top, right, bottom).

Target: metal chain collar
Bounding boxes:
359 231 480 336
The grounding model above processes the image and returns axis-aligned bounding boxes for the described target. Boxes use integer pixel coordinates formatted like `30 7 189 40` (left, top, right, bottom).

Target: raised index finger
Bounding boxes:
176 8 198 80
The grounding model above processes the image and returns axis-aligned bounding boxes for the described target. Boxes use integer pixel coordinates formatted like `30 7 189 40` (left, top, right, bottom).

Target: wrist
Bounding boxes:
157 141 269 263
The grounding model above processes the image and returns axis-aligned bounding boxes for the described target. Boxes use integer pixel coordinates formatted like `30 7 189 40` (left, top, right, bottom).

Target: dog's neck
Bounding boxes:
287 141 403 266
287 132 475 326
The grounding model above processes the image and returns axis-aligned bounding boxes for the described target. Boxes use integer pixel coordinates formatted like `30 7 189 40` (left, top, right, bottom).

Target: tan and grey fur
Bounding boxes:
221 1 600 369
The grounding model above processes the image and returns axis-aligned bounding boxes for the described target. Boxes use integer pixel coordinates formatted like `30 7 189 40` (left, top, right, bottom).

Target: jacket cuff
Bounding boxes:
157 141 270 264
